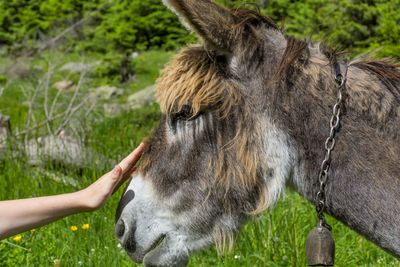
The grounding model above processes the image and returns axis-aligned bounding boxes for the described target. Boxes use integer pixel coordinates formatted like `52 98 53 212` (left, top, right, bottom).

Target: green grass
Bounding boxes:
1 154 398 267
0 50 399 267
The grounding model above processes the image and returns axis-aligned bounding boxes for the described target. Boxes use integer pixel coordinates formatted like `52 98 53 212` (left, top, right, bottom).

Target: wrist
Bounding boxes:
73 189 97 212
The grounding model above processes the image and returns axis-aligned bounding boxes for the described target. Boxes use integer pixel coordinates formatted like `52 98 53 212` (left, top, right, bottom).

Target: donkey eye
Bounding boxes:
171 105 194 122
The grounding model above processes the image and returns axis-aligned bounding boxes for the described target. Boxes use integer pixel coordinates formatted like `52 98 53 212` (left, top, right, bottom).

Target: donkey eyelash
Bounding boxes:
170 110 192 122
170 105 192 122
170 105 205 123
168 105 206 136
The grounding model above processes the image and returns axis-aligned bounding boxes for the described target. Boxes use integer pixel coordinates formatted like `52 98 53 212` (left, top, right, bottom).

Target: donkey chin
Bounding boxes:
123 231 190 267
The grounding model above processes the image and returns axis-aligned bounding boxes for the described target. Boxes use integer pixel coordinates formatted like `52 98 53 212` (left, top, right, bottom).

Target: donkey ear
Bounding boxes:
163 0 235 52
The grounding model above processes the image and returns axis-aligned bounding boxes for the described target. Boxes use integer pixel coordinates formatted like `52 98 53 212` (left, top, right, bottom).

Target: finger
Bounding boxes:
122 160 139 179
122 166 134 180
105 165 123 192
118 142 146 173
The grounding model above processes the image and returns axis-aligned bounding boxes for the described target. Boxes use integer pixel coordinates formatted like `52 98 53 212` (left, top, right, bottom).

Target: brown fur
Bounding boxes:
352 59 400 101
275 37 308 79
231 8 277 28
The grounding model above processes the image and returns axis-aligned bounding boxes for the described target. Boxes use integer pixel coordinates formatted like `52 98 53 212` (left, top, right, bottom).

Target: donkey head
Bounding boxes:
116 1 296 266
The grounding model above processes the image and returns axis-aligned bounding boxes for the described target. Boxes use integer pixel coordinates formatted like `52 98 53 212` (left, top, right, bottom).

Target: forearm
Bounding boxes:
0 191 88 240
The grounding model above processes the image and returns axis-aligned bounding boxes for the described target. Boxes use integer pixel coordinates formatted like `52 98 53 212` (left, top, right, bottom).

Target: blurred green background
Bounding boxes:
0 0 399 266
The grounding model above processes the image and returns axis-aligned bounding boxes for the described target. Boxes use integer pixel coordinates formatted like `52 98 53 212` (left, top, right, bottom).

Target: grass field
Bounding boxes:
0 50 399 267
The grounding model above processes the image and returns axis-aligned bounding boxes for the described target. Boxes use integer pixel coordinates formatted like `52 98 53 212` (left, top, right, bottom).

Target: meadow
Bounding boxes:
0 48 399 267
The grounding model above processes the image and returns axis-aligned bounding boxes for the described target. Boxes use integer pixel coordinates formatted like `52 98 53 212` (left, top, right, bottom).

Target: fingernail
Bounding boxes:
140 140 149 148
135 143 146 153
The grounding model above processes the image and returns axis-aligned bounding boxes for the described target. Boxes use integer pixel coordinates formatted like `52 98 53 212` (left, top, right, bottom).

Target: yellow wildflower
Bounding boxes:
12 235 22 242
70 225 78 232
82 224 90 230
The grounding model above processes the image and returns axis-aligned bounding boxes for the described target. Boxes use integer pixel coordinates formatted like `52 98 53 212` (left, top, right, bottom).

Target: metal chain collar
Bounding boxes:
315 62 348 228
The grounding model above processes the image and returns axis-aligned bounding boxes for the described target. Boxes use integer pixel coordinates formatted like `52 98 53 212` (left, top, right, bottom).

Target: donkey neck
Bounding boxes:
261 44 336 199
263 44 400 257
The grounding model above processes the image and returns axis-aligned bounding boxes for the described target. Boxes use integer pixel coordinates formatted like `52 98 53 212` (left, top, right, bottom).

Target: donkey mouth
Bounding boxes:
144 234 167 256
127 233 167 264
141 234 189 267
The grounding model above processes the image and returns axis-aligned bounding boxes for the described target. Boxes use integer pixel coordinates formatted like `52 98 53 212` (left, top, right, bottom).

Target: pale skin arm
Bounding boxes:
0 143 146 240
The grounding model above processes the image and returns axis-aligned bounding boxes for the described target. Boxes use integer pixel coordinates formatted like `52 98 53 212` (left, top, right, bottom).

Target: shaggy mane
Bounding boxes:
352 59 400 102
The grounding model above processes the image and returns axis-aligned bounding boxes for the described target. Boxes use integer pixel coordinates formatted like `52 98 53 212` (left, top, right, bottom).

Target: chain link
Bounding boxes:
315 68 346 224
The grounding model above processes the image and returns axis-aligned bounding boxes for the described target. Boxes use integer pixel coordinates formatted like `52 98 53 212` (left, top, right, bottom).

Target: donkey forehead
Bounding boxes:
155 31 287 117
155 46 240 116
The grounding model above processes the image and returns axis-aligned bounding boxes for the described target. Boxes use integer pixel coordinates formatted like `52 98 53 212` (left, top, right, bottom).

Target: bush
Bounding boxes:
0 0 194 52
92 0 193 52
0 0 398 58
262 0 400 58
94 52 136 83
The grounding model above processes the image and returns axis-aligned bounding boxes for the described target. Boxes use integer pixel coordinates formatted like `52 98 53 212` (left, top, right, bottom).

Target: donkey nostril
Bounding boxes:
115 219 126 239
116 220 137 253
124 222 137 253
125 235 136 253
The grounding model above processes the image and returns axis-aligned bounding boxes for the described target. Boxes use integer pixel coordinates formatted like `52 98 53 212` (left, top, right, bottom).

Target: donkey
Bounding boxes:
115 0 400 266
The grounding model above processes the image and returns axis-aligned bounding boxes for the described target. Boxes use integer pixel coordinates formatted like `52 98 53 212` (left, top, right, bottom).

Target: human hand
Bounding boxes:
80 143 146 211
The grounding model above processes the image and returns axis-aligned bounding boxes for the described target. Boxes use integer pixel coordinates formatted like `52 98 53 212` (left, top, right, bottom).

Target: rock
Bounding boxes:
60 62 91 73
6 57 31 79
0 114 11 157
127 85 156 110
103 103 124 118
60 62 100 73
24 134 112 169
0 85 4 97
93 86 124 100
25 134 86 167
54 80 74 91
